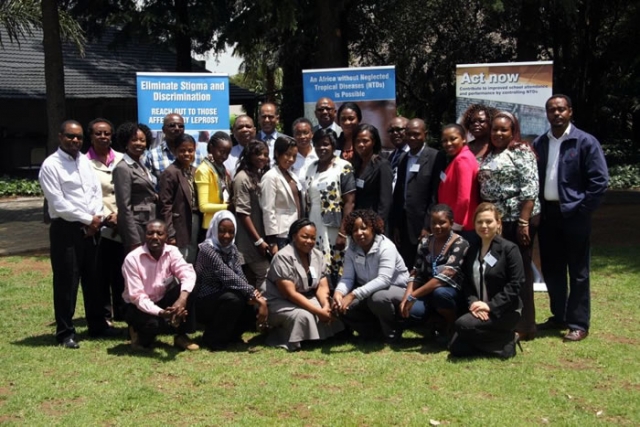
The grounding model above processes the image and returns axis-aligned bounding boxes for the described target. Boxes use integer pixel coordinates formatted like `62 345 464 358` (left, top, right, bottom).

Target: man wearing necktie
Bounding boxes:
258 103 289 162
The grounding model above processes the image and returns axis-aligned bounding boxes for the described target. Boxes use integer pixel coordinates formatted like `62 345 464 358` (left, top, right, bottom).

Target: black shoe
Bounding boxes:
89 327 121 338
61 336 80 349
537 317 567 331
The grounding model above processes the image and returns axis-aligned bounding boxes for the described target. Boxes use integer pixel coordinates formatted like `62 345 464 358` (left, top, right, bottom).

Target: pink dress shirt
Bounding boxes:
122 244 196 316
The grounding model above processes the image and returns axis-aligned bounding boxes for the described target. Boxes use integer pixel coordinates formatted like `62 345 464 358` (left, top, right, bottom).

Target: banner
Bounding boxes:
302 66 396 148
456 61 553 139
136 72 230 145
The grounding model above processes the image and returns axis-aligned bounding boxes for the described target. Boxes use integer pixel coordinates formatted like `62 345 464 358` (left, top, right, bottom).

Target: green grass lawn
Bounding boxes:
0 246 638 426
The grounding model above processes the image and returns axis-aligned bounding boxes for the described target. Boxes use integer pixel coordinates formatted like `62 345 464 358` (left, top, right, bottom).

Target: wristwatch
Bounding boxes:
407 295 417 303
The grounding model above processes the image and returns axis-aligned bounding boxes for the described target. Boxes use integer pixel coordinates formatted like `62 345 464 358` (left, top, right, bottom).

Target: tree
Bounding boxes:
0 0 86 153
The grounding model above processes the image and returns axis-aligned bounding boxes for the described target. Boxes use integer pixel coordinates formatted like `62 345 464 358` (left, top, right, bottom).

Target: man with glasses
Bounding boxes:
312 97 342 136
384 116 409 170
39 120 114 348
144 113 207 180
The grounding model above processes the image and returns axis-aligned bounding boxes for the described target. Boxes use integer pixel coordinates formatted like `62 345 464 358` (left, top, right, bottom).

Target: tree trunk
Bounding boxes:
314 0 349 68
174 0 192 71
41 0 65 154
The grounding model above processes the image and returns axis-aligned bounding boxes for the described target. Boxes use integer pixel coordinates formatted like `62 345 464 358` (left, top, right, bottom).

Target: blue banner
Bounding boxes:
136 72 230 131
302 66 395 103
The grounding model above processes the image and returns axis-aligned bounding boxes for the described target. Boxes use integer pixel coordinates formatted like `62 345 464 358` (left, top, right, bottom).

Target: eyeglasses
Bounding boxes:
93 131 111 136
316 107 334 112
64 133 84 141
166 123 185 128
387 127 405 134
260 115 276 120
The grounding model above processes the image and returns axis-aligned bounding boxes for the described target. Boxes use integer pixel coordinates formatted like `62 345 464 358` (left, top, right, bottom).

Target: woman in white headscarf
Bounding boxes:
194 211 268 350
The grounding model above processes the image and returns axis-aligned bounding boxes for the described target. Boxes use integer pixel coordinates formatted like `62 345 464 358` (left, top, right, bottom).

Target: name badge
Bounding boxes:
356 178 365 188
355 254 366 265
487 161 498 170
309 266 318 279
410 164 420 173
440 171 447 182
334 150 342 157
317 181 328 191
222 189 230 203
484 252 497 267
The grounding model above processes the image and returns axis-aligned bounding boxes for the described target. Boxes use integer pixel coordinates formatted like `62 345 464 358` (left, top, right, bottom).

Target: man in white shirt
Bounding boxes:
224 115 257 177
533 94 609 342
39 120 114 348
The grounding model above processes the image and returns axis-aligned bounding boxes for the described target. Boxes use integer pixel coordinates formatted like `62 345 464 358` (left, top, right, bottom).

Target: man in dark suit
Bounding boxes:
391 118 446 268
257 103 289 161
384 116 409 170
533 94 608 342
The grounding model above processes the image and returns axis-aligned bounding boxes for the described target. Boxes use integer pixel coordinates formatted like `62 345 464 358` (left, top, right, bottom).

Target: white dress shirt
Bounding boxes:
292 148 318 182
224 144 245 178
39 148 103 224
544 123 572 201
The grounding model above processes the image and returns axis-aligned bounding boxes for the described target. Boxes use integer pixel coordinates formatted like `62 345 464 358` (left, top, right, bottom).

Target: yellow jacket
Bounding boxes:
195 160 229 229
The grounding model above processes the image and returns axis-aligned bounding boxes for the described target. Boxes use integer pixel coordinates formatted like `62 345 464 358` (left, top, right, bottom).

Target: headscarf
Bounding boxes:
200 210 237 254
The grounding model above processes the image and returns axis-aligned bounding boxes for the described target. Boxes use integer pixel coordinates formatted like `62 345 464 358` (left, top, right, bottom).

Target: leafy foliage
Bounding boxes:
0 177 43 197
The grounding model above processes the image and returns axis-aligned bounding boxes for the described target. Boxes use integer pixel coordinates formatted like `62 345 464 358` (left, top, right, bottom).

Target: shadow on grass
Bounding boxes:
592 246 640 274
12 333 56 347
106 341 180 361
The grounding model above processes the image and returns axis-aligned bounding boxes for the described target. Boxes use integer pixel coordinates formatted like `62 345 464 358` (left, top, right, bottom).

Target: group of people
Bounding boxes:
38 93 608 359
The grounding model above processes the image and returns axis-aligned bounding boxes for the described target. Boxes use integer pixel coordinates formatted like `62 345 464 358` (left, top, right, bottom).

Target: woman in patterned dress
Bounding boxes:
194 211 268 350
305 128 356 287
399 204 470 343
477 112 540 341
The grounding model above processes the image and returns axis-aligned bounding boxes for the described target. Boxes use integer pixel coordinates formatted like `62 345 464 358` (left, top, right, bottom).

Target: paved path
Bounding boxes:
0 197 49 256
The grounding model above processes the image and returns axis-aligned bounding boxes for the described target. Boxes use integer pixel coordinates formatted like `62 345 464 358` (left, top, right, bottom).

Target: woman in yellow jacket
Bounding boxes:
195 132 233 240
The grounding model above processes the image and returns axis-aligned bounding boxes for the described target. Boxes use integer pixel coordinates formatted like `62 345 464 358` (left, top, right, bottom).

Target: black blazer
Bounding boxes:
391 145 446 244
462 236 524 318
158 163 198 248
113 158 158 248
354 155 393 222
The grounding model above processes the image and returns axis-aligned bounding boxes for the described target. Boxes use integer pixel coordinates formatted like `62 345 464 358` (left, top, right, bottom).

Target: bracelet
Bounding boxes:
254 238 264 246
517 218 529 225
518 223 529 228
407 295 418 303
337 232 347 239
408 276 416 282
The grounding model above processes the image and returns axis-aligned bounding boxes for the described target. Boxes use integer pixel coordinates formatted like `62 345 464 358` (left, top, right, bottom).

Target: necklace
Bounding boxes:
431 232 453 275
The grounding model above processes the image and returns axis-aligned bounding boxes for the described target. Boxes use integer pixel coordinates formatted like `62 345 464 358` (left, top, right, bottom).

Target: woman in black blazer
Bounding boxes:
449 202 524 359
352 123 393 225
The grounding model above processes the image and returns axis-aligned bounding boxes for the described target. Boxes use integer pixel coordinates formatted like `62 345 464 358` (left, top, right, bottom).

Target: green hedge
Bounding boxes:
0 177 43 197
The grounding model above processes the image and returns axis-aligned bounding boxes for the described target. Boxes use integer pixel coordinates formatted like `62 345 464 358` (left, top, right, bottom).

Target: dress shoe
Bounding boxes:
89 326 121 338
61 337 80 349
174 334 200 351
563 329 588 342
537 318 567 331
515 331 536 341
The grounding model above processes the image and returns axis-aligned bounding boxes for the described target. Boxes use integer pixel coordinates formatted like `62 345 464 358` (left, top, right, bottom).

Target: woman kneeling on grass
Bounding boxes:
449 203 524 359
194 211 269 351
399 204 469 344
264 219 344 351
333 209 408 343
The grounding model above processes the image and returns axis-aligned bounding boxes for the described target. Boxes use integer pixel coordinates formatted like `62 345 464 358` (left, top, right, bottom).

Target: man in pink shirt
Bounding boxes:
122 219 199 351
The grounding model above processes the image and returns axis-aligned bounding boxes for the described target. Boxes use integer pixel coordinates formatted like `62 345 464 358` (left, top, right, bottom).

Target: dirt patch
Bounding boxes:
0 255 50 277
599 334 639 345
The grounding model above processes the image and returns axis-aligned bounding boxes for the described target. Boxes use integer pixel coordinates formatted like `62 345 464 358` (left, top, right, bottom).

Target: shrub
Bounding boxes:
0 177 43 197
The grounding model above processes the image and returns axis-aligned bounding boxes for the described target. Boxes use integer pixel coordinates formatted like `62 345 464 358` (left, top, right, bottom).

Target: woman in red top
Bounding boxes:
437 123 479 244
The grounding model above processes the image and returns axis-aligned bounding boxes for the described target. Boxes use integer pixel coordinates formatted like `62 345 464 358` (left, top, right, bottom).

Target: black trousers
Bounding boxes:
124 285 196 346
398 220 418 270
96 236 125 321
502 216 539 335
195 290 255 349
49 219 107 342
450 310 520 358
538 203 592 331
